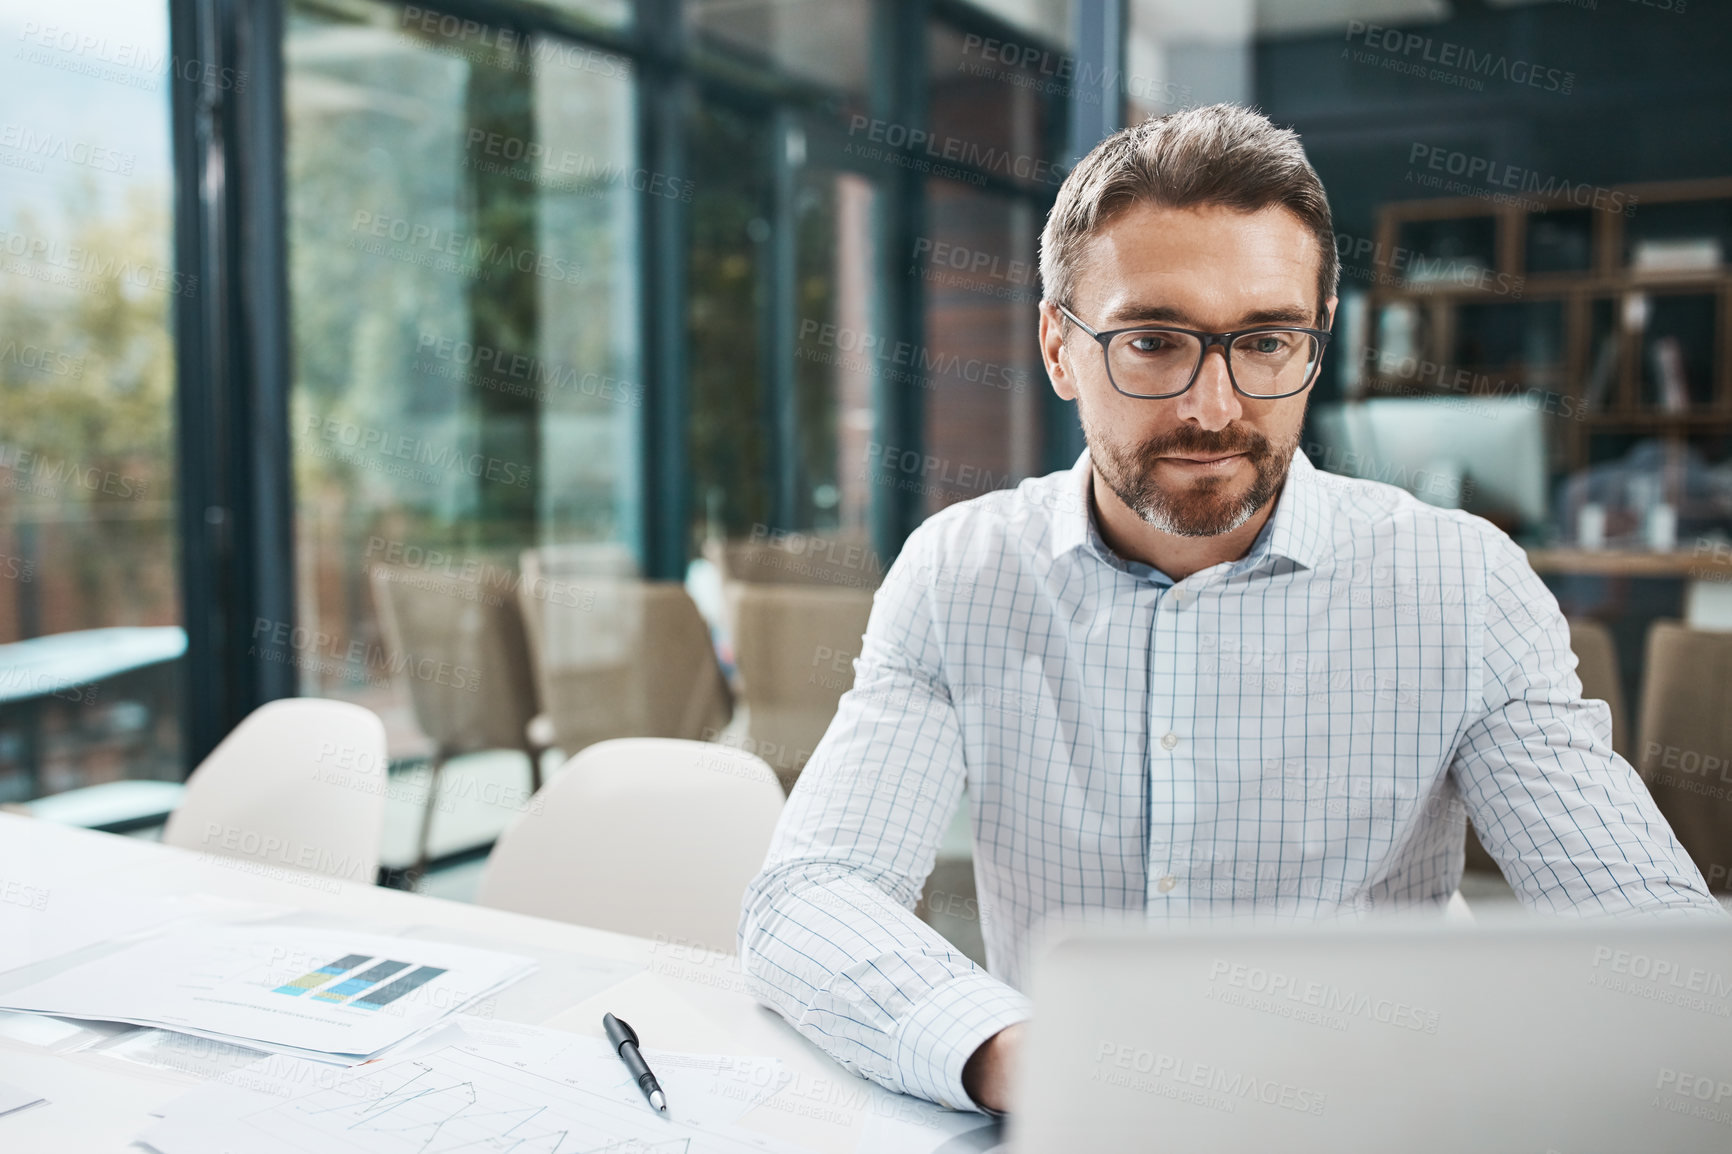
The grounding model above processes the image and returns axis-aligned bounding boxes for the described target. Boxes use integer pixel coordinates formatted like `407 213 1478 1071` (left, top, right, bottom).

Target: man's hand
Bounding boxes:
962 1022 1026 1114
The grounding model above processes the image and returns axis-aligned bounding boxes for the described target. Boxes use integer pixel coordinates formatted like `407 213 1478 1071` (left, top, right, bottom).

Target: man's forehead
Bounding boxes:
1071 201 1322 320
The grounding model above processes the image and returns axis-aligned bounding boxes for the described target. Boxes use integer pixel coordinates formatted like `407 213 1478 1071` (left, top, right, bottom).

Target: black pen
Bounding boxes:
603 1012 667 1114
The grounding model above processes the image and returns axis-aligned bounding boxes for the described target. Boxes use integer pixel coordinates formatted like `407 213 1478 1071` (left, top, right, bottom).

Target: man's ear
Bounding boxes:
1321 295 1339 331
1039 301 1078 402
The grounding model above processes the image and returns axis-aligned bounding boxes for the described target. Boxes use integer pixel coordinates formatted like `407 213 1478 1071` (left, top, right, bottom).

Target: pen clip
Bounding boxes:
604 1011 640 1050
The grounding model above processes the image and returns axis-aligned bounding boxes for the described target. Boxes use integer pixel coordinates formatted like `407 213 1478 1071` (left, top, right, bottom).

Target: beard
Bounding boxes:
1081 411 1299 538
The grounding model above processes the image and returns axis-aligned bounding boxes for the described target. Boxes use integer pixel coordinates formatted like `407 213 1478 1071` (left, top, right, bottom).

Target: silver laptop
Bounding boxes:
1010 914 1732 1153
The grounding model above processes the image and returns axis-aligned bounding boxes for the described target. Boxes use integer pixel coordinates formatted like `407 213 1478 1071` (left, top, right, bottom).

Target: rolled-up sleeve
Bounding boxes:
1451 535 1724 917
738 525 1032 1111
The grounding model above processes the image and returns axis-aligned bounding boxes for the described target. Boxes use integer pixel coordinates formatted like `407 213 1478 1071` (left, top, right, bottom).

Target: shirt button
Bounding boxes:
1157 875 1178 893
1160 732 1179 751
1169 589 1185 607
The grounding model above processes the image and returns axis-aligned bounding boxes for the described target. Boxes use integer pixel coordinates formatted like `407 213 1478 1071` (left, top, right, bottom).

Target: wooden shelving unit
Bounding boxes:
1362 177 1732 486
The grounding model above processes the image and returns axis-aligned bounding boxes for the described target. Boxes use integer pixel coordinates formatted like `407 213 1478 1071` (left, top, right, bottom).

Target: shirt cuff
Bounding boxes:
890 970 1033 1113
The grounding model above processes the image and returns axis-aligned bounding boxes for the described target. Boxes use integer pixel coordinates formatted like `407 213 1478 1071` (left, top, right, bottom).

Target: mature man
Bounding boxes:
738 104 1719 1117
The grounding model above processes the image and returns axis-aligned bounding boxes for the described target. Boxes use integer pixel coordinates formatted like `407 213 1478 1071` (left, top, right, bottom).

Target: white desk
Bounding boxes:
0 813 980 1153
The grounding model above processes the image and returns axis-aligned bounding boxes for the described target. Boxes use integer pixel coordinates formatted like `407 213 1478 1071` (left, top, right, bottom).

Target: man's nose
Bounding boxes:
1173 345 1241 431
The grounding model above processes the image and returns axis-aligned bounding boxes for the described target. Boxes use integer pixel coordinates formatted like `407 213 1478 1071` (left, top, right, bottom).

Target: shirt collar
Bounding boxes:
1049 446 1331 575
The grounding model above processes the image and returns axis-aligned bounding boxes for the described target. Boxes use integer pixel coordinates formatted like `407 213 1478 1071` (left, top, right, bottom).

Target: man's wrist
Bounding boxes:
962 1022 1025 1115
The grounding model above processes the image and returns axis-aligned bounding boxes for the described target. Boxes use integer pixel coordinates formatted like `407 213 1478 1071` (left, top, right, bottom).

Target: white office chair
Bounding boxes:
162 698 388 884
477 738 784 950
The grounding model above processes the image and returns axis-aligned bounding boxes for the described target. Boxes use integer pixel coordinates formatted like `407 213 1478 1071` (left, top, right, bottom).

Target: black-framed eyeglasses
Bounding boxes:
1053 302 1332 400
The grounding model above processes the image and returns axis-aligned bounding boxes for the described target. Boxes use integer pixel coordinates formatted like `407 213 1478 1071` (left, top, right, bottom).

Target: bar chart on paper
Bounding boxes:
274 954 447 1009
0 924 535 1060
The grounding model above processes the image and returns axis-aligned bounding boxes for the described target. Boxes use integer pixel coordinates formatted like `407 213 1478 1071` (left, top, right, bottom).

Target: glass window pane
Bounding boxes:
286 0 640 753
927 22 1063 193
686 0 871 99
794 169 876 535
919 180 1044 516
688 100 772 543
0 0 182 799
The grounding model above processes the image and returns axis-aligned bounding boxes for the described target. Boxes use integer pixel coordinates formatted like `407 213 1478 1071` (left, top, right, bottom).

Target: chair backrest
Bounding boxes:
162 697 388 883
476 738 784 947
369 563 540 755
726 582 875 790
1567 617 1628 758
1636 621 1732 893
517 557 731 757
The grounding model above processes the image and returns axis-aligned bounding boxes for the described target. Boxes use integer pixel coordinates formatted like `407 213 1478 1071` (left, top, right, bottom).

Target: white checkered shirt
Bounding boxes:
738 449 1720 1112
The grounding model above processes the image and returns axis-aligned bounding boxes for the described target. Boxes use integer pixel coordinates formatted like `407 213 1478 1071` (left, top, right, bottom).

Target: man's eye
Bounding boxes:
1129 334 1174 353
1247 335 1290 355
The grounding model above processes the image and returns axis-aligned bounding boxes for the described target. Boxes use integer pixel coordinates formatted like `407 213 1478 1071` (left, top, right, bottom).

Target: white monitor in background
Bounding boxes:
1308 397 1550 531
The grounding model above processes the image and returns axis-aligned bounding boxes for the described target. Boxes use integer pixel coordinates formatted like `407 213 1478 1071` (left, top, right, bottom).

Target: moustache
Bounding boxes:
1134 426 1271 462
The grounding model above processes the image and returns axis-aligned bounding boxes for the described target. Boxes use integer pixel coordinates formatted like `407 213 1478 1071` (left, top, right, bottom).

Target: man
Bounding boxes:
738 104 1720 1117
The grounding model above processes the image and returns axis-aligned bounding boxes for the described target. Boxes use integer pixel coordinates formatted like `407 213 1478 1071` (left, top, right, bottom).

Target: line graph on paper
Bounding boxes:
238 1046 791 1154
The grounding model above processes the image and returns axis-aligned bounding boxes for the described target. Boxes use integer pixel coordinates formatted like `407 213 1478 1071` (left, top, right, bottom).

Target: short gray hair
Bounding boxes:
1040 104 1338 324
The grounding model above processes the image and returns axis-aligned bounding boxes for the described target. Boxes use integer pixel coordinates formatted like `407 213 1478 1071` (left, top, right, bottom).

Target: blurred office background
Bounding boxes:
3 0 1731 939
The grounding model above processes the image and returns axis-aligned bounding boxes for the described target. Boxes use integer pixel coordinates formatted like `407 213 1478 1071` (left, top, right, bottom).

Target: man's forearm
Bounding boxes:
739 859 1032 1109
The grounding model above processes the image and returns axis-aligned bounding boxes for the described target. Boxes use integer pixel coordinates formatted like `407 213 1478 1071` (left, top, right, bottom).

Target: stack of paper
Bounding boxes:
138 1016 812 1154
0 883 222 978
0 924 534 1063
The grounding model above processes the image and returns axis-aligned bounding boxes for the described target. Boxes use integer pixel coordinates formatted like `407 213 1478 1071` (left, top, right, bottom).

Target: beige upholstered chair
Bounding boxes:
478 738 783 946
517 549 732 759
726 582 875 792
163 698 388 884
1463 617 1628 875
1636 621 1732 893
369 565 548 876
